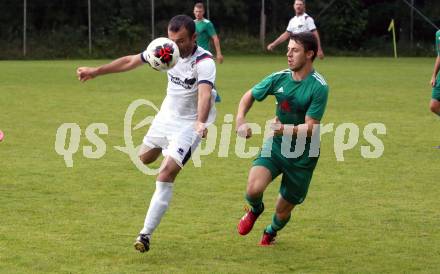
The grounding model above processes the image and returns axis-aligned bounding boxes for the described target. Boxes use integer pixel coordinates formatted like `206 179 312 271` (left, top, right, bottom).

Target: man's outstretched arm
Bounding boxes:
267 32 290 51
76 54 144 82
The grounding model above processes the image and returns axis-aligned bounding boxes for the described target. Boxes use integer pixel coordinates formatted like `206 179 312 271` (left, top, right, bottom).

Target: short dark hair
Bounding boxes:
194 2 204 9
168 15 196 37
290 32 317 61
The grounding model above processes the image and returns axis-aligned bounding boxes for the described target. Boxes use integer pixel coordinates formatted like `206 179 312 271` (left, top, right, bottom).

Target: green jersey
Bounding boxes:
195 19 217 52
252 69 329 125
436 30 440 56
252 69 329 169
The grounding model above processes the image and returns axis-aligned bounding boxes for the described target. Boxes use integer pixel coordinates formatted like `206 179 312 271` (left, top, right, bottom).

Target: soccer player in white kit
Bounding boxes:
76 15 217 253
267 0 324 59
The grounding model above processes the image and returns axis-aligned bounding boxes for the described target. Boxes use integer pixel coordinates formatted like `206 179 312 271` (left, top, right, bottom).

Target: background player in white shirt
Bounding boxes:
267 0 324 59
76 15 217 253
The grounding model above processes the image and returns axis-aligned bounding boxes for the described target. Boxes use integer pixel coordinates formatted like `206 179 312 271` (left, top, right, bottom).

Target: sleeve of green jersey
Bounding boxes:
251 73 275 101
306 85 329 120
207 22 217 37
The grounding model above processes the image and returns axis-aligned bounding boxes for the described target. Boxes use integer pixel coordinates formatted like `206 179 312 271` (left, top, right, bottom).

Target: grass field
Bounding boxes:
1 56 440 273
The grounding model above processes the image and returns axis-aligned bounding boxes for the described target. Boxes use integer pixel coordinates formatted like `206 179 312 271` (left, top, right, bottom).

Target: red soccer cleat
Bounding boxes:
237 204 264 235
259 230 276 246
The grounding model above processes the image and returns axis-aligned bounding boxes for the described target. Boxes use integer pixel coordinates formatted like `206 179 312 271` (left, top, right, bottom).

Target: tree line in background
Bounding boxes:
0 0 439 59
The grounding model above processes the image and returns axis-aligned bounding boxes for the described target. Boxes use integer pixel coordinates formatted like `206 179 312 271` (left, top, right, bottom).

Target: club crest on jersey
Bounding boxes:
279 99 292 113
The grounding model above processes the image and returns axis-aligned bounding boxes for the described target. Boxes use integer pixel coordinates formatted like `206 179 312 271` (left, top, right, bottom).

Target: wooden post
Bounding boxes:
88 0 92 55
151 0 155 40
207 0 210 19
23 0 27 56
410 0 414 48
260 0 266 50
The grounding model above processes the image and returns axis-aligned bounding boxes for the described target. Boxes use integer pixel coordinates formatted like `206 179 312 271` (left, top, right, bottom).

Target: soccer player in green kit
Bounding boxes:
429 30 440 117
235 32 329 245
193 2 223 64
194 2 223 102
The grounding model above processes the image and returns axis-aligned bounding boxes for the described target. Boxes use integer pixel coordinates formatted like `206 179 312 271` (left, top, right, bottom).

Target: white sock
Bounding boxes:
140 181 173 238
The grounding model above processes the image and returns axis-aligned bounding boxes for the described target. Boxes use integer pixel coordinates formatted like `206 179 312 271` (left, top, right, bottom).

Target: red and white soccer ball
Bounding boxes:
145 37 180 71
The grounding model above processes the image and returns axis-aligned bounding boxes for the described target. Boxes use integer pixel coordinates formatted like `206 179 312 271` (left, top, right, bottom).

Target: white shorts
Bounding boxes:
142 116 203 167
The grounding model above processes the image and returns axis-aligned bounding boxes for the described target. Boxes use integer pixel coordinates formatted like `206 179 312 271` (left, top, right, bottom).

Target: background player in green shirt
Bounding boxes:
429 30 440 116
235 32 329 246
194 2 223 102
193 2 224 64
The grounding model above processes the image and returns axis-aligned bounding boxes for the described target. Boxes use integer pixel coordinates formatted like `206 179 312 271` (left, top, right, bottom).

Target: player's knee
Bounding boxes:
246 166 272 196
157 172 177 182
157 164 180 182
430 101 440 114
246 179 264 197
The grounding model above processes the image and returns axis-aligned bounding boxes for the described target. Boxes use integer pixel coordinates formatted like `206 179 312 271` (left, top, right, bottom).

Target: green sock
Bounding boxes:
265 213 291 235
245 194 264 214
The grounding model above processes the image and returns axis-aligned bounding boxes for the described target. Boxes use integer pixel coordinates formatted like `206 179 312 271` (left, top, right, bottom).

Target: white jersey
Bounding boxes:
286 13 316 34
141 46 217 123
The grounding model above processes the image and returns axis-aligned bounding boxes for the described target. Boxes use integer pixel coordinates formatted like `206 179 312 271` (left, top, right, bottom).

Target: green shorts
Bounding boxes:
253 154 317 205
432 74 440 101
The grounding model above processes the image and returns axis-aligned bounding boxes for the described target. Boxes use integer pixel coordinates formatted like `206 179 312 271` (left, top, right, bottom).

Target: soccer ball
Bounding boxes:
144 37 180 71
